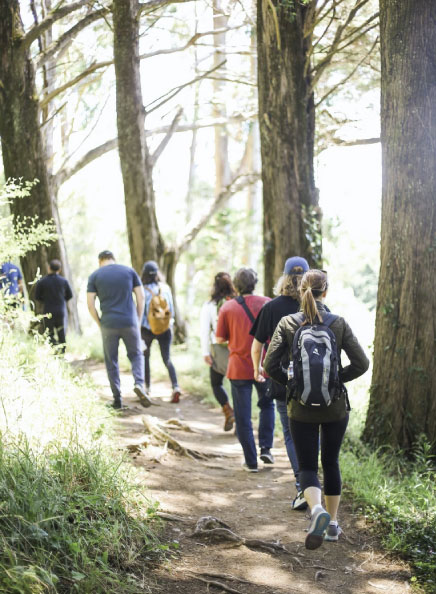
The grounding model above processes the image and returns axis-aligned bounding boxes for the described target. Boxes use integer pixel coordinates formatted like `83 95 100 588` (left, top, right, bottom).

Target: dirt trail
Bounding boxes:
87 362 415 594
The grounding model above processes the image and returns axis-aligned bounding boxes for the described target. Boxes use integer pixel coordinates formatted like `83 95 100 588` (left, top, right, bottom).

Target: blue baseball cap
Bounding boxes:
283 256 309 275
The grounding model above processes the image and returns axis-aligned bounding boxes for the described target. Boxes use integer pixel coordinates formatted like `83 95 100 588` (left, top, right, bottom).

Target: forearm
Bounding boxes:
251 339 262 373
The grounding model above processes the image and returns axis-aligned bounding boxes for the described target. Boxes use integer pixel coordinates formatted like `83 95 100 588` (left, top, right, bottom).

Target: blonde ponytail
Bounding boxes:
299 270 328 324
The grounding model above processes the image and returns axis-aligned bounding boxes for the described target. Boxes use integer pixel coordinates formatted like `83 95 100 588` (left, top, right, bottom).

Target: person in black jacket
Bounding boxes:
35 259 73 353
250 256 309 510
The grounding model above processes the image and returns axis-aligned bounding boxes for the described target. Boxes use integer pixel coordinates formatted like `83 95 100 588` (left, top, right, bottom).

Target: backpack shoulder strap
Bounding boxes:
236 296 255 324
294 312 305 326
321 313 338 328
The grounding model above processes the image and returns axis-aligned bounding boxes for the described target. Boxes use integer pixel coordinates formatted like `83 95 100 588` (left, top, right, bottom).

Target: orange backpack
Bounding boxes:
145 285 171 335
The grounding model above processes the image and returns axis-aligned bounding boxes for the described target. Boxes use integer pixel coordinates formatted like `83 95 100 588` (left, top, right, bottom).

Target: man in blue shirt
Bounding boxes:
35 259 73 353
87 250 152 409
0 261 24 306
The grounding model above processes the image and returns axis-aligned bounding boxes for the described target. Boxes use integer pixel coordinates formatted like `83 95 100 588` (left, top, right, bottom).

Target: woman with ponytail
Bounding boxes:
264 270 369 550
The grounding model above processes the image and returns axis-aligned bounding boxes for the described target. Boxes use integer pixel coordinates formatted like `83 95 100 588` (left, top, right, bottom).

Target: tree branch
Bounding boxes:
150 107 183 166
39 59 112 109
23 0 97 50
176 173 259 256
315 35 379 107
138 0 195 16
332 136 380 147
144 60 226 114
138 26 243 60
52 111 256 188
37 7 110 69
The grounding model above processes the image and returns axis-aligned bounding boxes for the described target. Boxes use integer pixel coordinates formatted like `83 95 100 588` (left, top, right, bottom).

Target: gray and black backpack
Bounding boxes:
288 313 345 407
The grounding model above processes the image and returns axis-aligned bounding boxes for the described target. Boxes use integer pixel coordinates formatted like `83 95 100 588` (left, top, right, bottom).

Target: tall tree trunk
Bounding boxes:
363 0 436 452
257 0 321 296
212 0 231 194
38 0 81 333
112 0 164 273
0 0 63 300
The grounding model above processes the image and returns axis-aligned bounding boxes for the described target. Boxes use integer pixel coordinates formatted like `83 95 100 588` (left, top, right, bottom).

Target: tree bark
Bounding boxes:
0 0 63 300
257 0 321 296
363 0 436 451
112 0 164 274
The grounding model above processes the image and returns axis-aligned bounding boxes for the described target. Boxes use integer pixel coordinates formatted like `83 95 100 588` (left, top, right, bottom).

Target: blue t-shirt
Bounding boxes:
87 264 142 328
0 262 23 295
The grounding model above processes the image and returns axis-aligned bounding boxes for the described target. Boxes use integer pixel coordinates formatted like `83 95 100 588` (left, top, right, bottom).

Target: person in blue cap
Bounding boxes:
250 256 310 509
141 260 181 403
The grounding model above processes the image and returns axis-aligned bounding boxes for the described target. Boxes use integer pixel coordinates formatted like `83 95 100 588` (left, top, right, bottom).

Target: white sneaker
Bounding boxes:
134 385 153 408
292 491 308 511
242 462 259 473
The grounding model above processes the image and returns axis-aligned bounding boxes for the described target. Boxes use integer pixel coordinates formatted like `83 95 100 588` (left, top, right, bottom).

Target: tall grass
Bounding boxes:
0 316 163 593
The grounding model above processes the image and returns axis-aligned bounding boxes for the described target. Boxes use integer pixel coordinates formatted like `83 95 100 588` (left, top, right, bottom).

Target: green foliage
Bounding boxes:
0 180 57 263
0 324 162 593
342 434 436 592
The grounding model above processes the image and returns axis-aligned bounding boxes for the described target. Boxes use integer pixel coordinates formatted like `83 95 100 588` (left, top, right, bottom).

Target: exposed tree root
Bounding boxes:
156 511 189 522
187 574 241 593
161 418 200 433
190 516 289 554
142 415 226 460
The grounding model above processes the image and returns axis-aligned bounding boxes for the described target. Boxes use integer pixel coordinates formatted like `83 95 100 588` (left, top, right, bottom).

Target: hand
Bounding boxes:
254 368 266 383
204 355 213 366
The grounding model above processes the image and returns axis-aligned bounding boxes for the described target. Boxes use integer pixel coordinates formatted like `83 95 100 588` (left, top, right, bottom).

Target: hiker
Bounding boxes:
215 267 274 472
141 260 181 403
35 259 73 353
0 261 24 307
250 256 309 510
264 269 369 549
87 250 152 410
200 272 236 432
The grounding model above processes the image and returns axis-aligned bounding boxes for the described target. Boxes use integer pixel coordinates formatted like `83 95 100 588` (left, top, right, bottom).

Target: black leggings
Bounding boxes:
210 367 230 407
141 327 178 389
289 415 349 496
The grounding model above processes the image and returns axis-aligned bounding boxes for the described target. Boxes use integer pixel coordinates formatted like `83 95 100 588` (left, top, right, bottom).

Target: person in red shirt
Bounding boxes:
216 268 275 472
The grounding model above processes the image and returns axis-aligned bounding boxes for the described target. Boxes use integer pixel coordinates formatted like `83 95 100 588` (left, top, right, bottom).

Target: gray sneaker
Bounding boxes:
324 523 342 542
305 508 330 550
134 385 153 408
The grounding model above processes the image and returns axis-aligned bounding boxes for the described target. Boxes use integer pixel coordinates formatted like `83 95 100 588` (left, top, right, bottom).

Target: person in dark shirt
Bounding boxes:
250 256 309 509
87 250 152 410
35 259 73 353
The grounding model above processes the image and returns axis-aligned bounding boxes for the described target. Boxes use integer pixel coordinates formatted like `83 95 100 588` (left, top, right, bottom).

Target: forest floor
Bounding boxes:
86 361 417 594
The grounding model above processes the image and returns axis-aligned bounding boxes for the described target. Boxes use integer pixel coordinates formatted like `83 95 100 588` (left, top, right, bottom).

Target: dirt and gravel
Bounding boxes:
87 362 417 594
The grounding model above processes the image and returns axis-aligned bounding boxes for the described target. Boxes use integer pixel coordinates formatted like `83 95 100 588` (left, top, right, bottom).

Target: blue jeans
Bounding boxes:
101 325 144 400
230 379 275 468
276 399 300 489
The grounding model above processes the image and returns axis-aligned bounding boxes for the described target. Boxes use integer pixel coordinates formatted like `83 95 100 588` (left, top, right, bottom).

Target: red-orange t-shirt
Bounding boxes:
216 295 271 380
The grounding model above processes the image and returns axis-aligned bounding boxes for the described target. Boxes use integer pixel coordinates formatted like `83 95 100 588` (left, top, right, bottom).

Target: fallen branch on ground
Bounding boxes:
187 574 241 594
190 516 289 554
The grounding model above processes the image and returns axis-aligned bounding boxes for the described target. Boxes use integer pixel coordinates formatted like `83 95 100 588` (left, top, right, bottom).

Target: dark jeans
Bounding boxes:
101 325 144 400
276 399 300 488
210 367 229 407
141 327 178 389
230 379 275 468
43 312 67 353
289 415 349 496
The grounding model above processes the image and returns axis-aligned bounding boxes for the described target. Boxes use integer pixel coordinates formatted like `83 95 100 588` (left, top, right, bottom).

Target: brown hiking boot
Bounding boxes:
222 403 235 432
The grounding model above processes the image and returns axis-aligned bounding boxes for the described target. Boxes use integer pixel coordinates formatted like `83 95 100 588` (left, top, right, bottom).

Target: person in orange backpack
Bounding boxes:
141 261 181 403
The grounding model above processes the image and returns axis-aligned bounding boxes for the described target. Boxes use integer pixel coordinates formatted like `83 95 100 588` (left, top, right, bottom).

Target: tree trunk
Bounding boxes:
257 0 321 296
38 0 81 333
363 0 436 452
112 0 164 274
0 0 64 300
162 249 187 344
